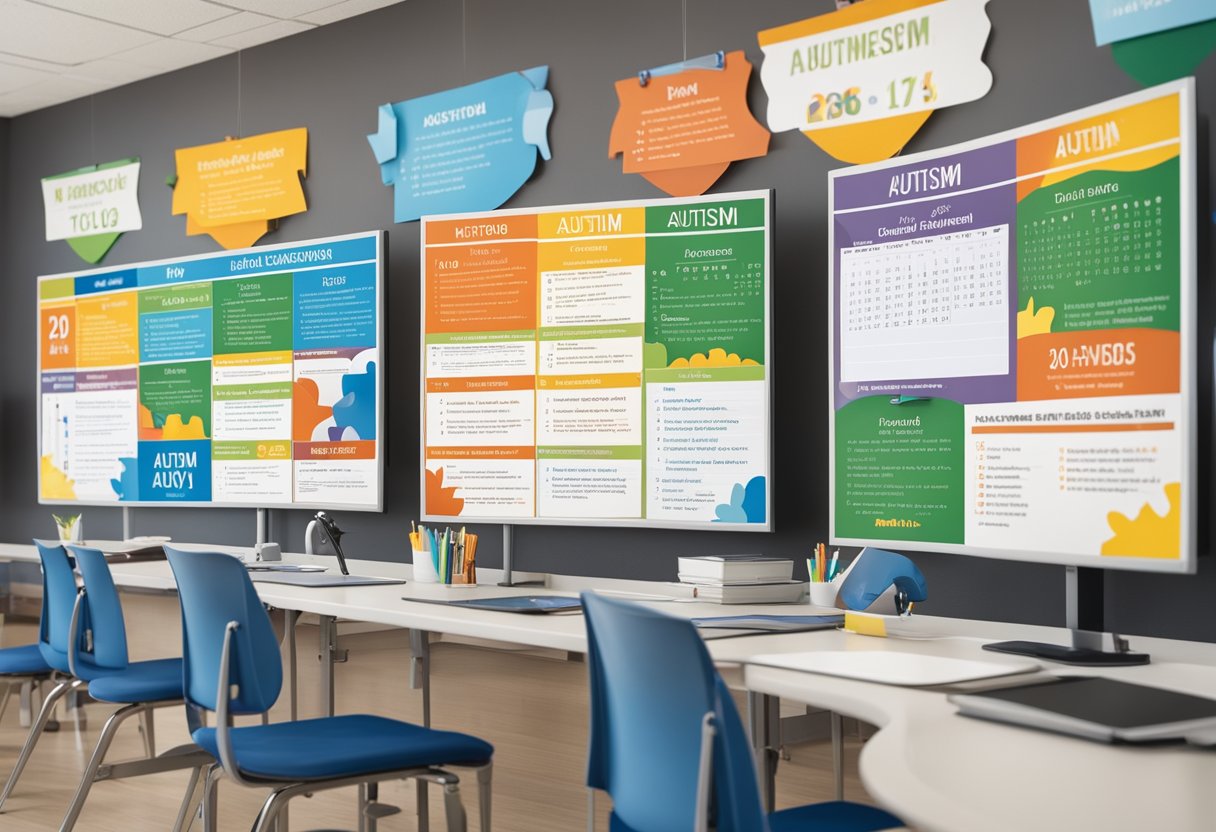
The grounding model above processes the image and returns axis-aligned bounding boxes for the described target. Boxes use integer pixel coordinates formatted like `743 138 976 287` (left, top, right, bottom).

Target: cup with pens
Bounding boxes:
807 543 842 608
409 522 478 585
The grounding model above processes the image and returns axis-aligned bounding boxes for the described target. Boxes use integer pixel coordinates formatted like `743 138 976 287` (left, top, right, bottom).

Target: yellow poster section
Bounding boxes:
75 292 138 368
172 128 308 249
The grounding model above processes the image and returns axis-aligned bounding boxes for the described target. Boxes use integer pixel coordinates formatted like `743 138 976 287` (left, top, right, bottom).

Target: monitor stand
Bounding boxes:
983 566 1150 666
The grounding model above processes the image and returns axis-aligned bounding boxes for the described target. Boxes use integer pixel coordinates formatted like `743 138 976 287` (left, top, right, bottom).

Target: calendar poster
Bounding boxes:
829 80 1195 570
421 191 772 530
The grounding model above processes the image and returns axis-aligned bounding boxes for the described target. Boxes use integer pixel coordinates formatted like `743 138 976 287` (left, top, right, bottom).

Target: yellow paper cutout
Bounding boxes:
670 347 760 368
1101 482 1181 559
802 111 933 166
41 455 77 500
162 415 207 440
1016 296 1055 339
172 128 307 249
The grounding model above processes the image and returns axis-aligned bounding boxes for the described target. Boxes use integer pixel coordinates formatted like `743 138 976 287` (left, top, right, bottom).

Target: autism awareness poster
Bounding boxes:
421 191 772 531
608 51 770 196
757 0 993 164
829 80 1195 570
172 128 309 249
38 231 383 510
367 67 554 223
42 158 142 264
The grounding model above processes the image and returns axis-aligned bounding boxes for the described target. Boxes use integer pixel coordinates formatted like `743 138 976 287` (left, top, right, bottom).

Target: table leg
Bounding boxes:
831 711 844 800
318 614 336 716
747 691 779 812
409 629 431 728
283 609 298 722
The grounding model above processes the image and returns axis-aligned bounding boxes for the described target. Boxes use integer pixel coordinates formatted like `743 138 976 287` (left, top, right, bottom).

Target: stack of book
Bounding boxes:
677 555 805 604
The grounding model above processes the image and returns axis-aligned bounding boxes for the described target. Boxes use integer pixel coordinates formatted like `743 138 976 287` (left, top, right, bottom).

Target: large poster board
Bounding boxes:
38 231 384 511
421 191 772 530
829 80 1195 572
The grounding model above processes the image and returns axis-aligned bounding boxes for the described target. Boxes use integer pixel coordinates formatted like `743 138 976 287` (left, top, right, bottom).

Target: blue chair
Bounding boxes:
0 555 57 735
581 592 905 832
0 542 208 831
164 546 494 832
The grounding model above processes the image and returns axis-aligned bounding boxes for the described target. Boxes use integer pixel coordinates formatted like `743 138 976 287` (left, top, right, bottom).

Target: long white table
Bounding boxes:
4 541 1215 831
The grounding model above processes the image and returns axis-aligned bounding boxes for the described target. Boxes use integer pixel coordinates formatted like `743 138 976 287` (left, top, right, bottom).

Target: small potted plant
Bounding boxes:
52 513 82 543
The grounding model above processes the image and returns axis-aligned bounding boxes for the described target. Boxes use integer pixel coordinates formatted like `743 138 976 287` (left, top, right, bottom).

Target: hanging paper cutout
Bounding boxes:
171 128 308 249
608 50 770 197
42 158 142 264
367 67 553 223
1111 19 1216 85
757 0 993 164
1088 0 1216 45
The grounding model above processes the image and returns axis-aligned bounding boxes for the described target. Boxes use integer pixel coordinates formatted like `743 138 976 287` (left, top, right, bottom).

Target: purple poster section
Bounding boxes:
831 141 1018 409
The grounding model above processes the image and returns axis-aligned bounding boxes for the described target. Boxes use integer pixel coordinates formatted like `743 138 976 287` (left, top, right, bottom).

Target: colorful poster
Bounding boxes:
37 232 383 510
42 158 142 264
172 128 308 249
421 192 771 531
367 67 554 223
757 0 993 164
1089 0 1216 45
608 51 770 196
829 80 1195 570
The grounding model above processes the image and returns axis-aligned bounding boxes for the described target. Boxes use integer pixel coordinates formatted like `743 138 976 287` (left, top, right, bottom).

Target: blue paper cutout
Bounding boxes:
332 360 376 440
367 67 554 222
713 476 766 524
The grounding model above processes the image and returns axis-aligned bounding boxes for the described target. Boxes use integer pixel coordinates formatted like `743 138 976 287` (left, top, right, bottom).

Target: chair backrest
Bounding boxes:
68 545 130 671
164 546 281 714
582 592 768 832
33 540 82 672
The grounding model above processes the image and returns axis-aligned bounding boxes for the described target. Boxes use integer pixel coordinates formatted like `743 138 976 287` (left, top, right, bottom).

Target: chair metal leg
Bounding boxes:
587 789 595 832
358 782 368 832
250 787 291 832
139 707 157 758
172 765 204 832
831 711 845 800
476 764 492 832
0 678 79 811
442 781 467 832
60 702 148 830
416 778 430 832
202 764 222 832
18 679 34 727
0 681 13 726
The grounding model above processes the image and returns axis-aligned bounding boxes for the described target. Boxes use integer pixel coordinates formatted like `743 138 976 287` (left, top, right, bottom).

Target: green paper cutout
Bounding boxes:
67 232 122 264
1112 18 1216 85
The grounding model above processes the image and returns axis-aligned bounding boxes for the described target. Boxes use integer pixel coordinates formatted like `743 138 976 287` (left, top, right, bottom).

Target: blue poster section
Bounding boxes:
366 67 554 222
137 439 212 502
294 262 377 350
1089 0 1216 45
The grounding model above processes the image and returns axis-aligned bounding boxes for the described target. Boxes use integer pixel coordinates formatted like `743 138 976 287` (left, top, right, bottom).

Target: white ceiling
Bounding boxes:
0 0 406 117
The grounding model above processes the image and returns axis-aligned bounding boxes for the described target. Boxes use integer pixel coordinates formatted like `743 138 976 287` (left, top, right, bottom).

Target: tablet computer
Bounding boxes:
950 676 1216 743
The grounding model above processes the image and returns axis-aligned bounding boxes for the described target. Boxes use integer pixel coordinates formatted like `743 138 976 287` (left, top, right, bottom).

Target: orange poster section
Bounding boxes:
609 50 770 196
423 219 538 335
40 303 76 371
1017 329 1180 402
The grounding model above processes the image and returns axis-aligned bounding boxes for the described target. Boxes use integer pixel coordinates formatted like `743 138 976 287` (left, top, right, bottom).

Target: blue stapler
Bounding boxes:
836 548 927 615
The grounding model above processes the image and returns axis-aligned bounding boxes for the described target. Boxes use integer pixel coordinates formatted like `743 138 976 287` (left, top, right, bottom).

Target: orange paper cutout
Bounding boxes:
426 467 465 516
172 128 307 249
609 51 769 196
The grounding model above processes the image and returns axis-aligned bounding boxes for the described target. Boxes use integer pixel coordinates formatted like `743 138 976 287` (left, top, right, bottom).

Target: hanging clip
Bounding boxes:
639 50 725 87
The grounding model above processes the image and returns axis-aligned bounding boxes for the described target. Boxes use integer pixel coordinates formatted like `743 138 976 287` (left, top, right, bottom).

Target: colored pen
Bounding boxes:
828 550 839 581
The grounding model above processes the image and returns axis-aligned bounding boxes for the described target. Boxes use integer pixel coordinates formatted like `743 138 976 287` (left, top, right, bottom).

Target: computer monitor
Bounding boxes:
827 81 1196 661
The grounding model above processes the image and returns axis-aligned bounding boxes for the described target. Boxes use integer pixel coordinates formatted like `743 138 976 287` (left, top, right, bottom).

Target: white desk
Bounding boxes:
737 623 1216 832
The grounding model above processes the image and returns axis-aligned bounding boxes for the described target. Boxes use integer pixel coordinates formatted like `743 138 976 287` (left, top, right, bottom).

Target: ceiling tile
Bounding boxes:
33 0 237 37
109 38 231 70
175 10 276 43
300 0 403 26
210 0 337 18
208 18 313 50
0 59 53 95
0 0 158 63
0 51 70 72
63 58 160 85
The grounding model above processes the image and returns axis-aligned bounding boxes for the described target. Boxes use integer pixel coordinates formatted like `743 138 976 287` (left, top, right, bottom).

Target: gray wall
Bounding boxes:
2 0 1213 640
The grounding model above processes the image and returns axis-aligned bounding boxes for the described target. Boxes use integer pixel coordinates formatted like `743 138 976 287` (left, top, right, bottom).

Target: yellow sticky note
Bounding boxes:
844 612 888 638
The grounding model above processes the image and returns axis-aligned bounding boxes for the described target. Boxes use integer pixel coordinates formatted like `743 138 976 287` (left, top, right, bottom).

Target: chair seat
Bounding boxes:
193 714 493 781
769 800 904 832
0 644 53 676
87 658 184 703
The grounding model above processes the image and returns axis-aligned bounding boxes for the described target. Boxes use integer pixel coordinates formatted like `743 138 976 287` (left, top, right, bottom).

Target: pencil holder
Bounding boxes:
412 548 440 583
808 580 840 609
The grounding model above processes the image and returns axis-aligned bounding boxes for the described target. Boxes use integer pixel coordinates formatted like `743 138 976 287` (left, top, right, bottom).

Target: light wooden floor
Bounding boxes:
0 592 876 831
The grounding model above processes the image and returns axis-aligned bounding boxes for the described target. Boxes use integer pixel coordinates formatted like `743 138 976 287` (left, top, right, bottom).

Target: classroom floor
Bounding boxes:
0 595 877 831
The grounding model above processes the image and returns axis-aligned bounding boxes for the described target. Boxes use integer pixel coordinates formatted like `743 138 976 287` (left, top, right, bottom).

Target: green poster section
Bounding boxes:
642 198 767 365
1016 158 1181 332
835 396 964 544
213 272 293 353
139 360 212 437
139 282 212 313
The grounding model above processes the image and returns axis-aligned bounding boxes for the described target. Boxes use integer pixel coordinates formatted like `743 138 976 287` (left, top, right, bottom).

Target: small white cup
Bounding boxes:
808 580 840 609
412 549 439 583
